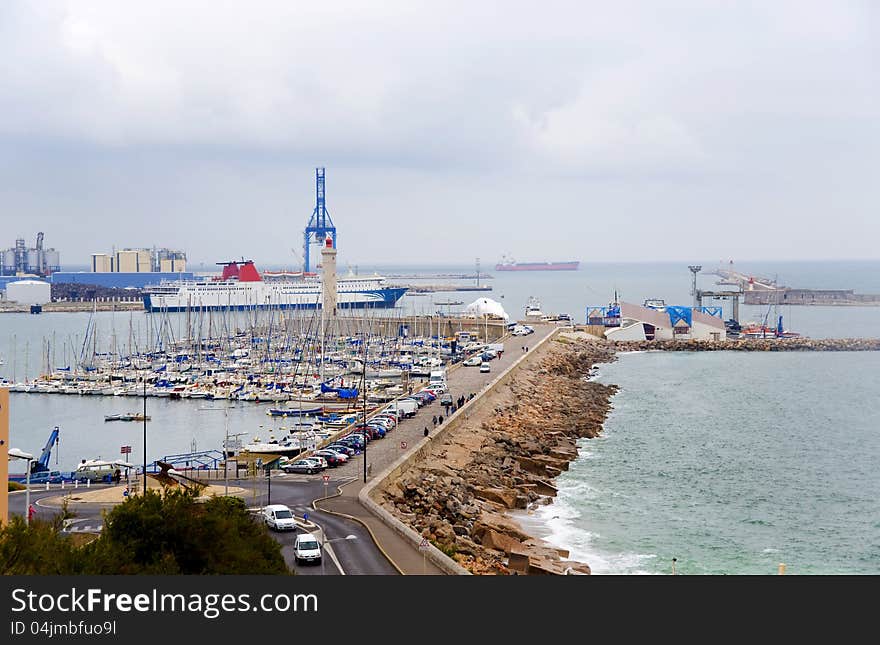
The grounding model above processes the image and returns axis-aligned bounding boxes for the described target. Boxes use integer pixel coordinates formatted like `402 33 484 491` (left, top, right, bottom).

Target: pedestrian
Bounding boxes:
451 404 456 414
438 415 444 425
432 415 437 427
424 427 429 437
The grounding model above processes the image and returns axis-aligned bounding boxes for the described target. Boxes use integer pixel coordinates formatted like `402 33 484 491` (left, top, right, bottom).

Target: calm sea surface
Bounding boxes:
2 260 879 574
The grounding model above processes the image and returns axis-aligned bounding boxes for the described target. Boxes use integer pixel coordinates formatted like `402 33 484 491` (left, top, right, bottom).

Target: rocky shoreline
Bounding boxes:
609 337 880 351
375 334 618 575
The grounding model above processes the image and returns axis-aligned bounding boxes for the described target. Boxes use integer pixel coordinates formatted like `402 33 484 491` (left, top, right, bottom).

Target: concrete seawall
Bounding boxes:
359 326 562 575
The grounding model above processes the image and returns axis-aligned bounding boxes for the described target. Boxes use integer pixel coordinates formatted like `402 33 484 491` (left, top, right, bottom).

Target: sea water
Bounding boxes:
521 350 880 574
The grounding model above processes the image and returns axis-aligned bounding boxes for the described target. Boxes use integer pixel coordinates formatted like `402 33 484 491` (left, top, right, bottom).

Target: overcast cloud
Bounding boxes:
1 0 877 267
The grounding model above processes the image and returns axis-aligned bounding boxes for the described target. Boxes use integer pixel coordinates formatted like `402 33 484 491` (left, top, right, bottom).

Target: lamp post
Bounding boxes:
321 533 357 575
9 449 35 526
142 379 147 493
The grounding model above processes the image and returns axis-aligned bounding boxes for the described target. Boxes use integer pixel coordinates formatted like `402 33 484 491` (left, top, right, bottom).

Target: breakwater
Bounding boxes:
608 338 880 352
374 334 618 575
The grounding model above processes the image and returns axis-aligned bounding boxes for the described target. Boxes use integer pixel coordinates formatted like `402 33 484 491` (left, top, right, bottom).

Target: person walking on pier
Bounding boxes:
432 415 438 428
438 415 444 425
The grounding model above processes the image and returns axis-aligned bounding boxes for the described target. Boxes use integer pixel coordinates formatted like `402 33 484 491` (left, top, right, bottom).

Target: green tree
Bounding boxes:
82 490 288 574
0 489 289 575
0 515 81 575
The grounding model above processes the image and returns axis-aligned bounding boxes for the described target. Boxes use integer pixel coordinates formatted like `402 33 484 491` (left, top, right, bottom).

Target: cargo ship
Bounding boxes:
495 255 579 272
143 260 406 312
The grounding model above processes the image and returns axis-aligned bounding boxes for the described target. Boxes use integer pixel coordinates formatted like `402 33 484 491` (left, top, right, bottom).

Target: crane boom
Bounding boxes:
33 426 60 472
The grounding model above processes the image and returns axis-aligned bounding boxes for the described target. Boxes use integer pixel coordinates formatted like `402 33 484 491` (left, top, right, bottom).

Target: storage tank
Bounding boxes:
26 249 42 273
1 250 16 275
44 250 61 272
6 280 51 305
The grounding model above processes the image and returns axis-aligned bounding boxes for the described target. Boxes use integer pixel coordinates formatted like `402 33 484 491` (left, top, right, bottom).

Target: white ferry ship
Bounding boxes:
143 260 407 312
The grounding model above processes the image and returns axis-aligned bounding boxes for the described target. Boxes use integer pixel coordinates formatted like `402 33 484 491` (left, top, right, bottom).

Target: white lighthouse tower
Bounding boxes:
321 233 338 332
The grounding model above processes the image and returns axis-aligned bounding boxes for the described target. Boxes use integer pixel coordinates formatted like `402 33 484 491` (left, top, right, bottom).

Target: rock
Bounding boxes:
452 524 470 536
480 529 522 554
474 486 518 509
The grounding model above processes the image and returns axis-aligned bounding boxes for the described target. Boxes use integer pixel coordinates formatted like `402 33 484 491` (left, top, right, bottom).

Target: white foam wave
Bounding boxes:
517 486 658 575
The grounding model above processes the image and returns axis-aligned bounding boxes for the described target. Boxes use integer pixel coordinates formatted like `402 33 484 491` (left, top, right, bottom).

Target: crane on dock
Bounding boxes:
302 167 337 273
31 426 60 475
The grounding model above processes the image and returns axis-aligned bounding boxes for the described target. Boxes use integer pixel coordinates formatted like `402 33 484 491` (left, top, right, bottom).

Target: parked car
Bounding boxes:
302 456 328 470
355 425 384 440
337 435 365 449
326 443 357 456
439 393 454 406
283 459 323 475
294 532 322 565
480 362 491 373
371 414 398 427
263 504 297 531
463 355 483 367
313 449 348 467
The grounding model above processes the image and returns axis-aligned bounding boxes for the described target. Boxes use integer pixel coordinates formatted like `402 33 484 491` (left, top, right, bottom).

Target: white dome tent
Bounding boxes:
464 297 509 321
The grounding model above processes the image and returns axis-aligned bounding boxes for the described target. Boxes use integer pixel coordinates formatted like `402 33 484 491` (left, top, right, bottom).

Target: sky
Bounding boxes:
1 0 877 269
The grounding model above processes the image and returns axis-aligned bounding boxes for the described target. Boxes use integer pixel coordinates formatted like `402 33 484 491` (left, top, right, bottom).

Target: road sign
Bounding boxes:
419 538 429 551
120 446 132 454
400 441 407 450
322 474 330 483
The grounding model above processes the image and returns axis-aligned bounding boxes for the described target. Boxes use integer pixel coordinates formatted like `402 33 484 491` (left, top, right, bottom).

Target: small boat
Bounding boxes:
104 413 151 422
524 297 544 319
266 406 323 417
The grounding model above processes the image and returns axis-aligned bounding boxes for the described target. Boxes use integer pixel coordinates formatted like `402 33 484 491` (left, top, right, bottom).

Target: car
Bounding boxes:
439 393 453 406
263 504 297 531
480 362 491 373
463 355 483 367
294 532 323 565
337 435 366 448
301 456 328 470
354 425 384 439
371 414 398 427
313 449 348 467
283 459 322 475
424 382 448 394
326 443 356 456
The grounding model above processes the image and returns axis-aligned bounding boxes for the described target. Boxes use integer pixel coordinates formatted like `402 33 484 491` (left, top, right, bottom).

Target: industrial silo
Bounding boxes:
6 279 51 305
43 249 61 272
1 250 15 275
26 249 42 274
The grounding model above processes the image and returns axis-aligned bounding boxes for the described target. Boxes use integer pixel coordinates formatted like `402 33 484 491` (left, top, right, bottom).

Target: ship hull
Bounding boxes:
495 262 579 271
143 283 407 312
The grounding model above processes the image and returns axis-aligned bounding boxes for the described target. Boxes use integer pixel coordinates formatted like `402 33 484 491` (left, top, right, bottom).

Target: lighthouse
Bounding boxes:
321 233 338 328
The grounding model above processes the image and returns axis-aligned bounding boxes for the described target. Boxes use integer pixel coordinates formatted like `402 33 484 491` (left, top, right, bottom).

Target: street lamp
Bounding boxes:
9 448 35 526
321 533 357 576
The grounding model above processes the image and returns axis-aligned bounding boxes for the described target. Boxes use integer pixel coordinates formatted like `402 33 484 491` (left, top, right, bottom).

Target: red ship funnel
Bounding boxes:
220 262 240 280
238 261 262 282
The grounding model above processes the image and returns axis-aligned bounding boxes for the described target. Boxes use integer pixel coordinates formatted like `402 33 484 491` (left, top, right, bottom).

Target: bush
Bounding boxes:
81 489 287 574
8 482 26 492
0 489 289 575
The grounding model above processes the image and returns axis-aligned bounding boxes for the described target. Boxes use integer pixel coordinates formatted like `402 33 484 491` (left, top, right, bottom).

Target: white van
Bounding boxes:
263 504 297 531
386 399 418 417
294 532 322 565
429 369 447 386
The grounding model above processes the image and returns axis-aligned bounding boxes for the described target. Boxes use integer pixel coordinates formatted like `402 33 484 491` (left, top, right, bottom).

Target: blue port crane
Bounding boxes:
32 426 60 474
302 167 336 273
